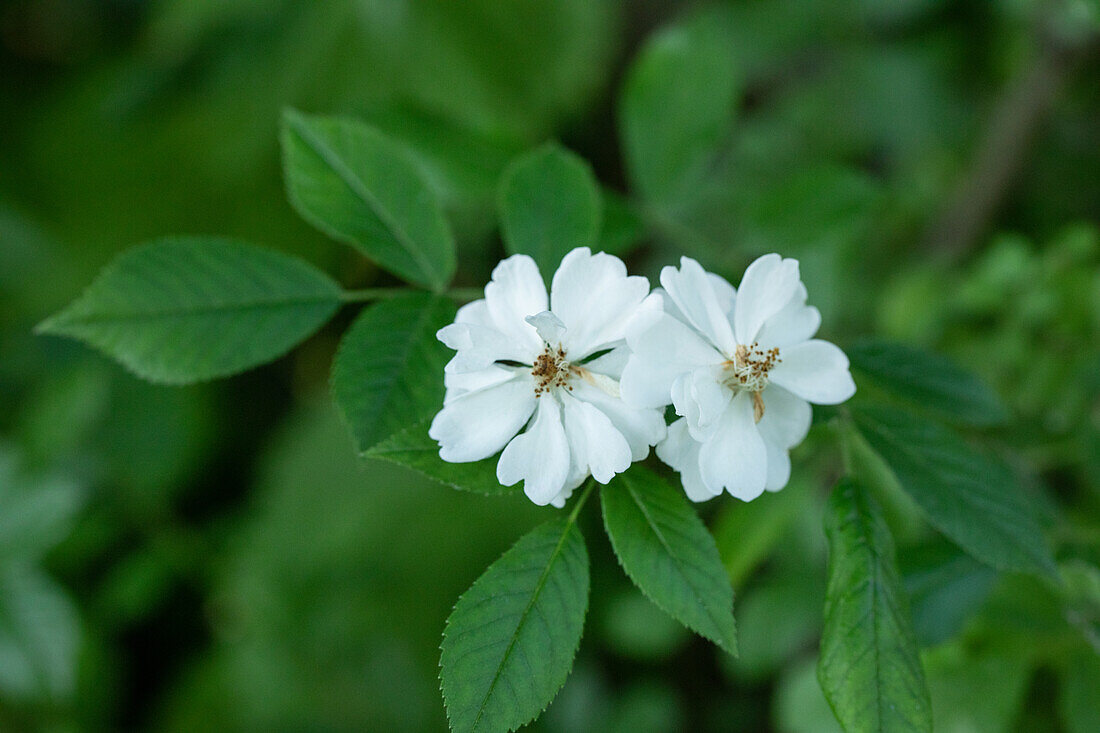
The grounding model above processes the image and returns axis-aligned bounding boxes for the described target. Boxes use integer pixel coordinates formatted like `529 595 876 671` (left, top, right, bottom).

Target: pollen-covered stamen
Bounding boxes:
722 342 781 422
532 344 575 397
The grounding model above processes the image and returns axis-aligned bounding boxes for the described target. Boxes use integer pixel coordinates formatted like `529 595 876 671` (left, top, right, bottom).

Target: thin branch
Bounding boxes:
922 4 1099 257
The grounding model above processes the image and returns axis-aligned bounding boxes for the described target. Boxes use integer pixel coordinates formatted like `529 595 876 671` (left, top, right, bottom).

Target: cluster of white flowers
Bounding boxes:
431 248 855 507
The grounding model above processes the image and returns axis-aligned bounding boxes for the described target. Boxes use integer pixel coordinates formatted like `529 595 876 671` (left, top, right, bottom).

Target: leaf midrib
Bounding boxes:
469 522 575 731
859 411 1045 571
47 294 339 328
290 118 444 290
621 479 732 651
848 486 887 729
829 484 927 731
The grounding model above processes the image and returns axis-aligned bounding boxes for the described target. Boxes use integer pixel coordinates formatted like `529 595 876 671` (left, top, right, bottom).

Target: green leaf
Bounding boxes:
900 541 998 647
601 466 737 654
281 109 456 291
852 406 1056 576
597 189 646 256
498 143 601 277
848 341 1008 426
619 10 738 207
0 464 81 561
924 642 1032 733
1061 651 1100 733
331 294 455 453
441 517 589 733
819 478 932 733
0 563 80 702
37 237 341 384
366 419 514 496
775 658 844 733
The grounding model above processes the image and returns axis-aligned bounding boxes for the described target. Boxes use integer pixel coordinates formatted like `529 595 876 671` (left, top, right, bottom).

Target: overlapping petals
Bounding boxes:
622 253 855 502
430 248 665 507
432 246 854 507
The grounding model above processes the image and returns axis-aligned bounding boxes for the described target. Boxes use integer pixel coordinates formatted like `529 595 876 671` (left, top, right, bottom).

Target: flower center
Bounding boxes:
723 342 780 422
532 344 575 397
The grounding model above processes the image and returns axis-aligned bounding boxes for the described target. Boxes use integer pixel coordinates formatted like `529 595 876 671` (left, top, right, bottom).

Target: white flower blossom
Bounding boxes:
430 248 666 507
621 254 856 502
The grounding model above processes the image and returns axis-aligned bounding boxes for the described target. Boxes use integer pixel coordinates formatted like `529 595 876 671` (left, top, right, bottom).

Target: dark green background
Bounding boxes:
1 1 1098 730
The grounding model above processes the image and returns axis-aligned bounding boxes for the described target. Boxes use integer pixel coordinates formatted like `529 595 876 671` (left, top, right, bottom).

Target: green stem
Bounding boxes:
341 287 484 303
833 412 856 475
567 479 598 525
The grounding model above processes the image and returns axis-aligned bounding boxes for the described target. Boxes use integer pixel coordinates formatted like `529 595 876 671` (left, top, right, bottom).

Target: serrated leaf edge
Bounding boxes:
602 474 738 655
440 517 590 733
35 236 342 385
330 294 447 453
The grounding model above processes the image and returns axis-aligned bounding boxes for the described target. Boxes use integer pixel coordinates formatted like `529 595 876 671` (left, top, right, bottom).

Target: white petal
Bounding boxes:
430 372 536 461
497 397 571 506
442 364 518 401
658 272 736 324
756 385 812 449
576 369 621 399
698 392 768 502
660 257 737 355
657 419 720 502
484 254 548 356
550 247 652 357
769 340 856 405
454 298 493 327
583 344 630 380
548 476 585 509
764 439 792 492
570 380 666 461
755 283 821 349
733 254 802 346
438 321 525 374
440 299 537 372
561 392 632 484
620 312 724 409
525 310 567 345
710 274 738 320
670 366 731 441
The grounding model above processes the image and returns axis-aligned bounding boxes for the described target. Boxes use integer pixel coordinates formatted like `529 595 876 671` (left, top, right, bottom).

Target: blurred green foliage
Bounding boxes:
2 0 1099 730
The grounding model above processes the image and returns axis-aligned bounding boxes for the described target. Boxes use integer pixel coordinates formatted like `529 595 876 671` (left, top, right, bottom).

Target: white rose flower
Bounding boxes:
430 247 666 507
621 254 856 502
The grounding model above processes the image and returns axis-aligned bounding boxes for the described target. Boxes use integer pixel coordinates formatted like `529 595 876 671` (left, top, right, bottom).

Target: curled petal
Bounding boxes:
525 310 568 345
670 365 731 441
660 257 737 355
733 254 801 346
497 396 571 506
769 339 856 405
430 372 536 462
